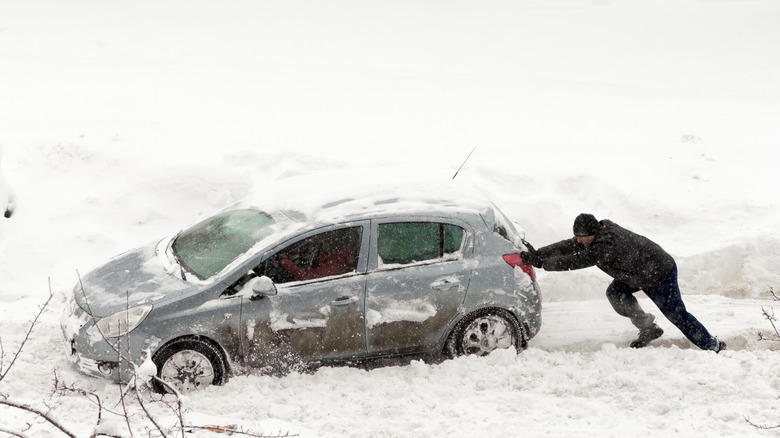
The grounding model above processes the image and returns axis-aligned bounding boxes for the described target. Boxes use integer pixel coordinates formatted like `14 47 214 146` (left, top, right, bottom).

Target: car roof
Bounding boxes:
246 166 498 228
280 187 492 224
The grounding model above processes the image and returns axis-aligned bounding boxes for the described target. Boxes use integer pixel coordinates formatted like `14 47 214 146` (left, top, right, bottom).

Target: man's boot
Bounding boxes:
630 314 663 348
630 324 663 348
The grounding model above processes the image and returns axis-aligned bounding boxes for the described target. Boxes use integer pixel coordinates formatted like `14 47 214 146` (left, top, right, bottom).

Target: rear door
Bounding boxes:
364 218 473 355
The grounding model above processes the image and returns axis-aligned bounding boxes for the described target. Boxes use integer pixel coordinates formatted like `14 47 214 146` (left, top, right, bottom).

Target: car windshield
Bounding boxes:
172 209 276 280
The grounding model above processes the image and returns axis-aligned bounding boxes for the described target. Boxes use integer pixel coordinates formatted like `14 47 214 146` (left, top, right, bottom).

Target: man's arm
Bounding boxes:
542 242 600 272
536 238 583 259
521 238 584 269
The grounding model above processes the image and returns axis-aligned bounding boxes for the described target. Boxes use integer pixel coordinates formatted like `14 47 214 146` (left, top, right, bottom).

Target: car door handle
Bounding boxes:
431 277 461 291
331 296 359 306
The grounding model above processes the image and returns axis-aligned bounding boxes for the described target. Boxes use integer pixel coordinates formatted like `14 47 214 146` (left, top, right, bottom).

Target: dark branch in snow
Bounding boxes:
0 281 53 383
757 287 780 343
0 398 79 438
0 425 33 438
181 425 299 437
747 286 780 430
133 377 176 438
52 370 125 438
745 415 780 430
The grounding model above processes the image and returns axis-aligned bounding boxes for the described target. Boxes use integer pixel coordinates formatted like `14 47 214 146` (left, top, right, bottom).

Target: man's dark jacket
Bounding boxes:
536 220 675 289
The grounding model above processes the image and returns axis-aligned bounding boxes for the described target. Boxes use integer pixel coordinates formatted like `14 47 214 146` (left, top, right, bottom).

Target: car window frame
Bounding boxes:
368 217 473 272
219 221 370 296
260 221 371 286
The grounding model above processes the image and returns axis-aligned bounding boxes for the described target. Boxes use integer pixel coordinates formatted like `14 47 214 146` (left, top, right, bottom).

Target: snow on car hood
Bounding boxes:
75 240 199 317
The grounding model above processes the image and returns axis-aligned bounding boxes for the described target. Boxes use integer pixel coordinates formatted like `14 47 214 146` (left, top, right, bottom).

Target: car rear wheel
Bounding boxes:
152 338 226 393
447 308 524 357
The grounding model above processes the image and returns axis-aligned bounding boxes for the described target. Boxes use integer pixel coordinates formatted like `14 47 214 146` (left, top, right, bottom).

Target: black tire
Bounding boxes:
152 337 227 393
446 308 525 357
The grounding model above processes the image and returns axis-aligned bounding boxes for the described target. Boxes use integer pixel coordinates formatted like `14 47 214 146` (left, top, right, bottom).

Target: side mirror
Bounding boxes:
247 275 277 300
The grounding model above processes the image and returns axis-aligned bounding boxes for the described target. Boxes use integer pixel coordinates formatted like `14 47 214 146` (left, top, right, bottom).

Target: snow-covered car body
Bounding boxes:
62 184 541 390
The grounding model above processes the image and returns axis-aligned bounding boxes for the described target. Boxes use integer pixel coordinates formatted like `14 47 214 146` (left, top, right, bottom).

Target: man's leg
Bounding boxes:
644 265 722 351
606 280 654 329
606 280 664 347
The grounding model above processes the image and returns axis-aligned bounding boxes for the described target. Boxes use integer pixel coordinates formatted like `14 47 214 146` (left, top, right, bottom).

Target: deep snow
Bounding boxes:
1 0 780 436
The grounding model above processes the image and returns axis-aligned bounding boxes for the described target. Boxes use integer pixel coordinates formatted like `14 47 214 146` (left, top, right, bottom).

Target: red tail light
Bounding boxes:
503 253 536 282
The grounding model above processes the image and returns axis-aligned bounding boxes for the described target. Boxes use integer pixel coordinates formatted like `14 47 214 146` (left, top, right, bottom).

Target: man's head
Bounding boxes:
573 213 600 247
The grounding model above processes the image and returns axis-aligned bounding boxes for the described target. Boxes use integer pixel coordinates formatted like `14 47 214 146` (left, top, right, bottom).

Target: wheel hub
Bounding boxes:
461 315 515 356
480 335 497 351
161 349 214 392
176 360 203 383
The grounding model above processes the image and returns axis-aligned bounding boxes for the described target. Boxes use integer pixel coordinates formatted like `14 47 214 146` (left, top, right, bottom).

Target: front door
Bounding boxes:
237 224 369 369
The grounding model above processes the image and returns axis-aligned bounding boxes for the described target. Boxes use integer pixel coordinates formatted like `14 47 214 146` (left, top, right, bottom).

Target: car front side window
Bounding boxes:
262 226 363 284
377 222 464 266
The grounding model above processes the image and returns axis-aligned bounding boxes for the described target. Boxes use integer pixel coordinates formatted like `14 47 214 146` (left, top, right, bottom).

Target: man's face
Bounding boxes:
576 235 596 248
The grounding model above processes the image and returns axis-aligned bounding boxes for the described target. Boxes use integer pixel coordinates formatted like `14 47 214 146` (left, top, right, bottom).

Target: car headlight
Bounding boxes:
88 305 153 338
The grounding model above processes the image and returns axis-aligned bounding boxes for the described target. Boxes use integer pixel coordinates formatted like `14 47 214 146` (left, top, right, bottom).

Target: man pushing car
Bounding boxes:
521 213 725 352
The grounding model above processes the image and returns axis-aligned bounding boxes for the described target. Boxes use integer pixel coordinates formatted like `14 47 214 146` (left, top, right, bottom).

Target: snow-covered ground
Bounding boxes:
2 0 780 436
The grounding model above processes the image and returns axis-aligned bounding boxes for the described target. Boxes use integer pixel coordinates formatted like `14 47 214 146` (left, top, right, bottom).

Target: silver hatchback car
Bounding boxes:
62 190 541 392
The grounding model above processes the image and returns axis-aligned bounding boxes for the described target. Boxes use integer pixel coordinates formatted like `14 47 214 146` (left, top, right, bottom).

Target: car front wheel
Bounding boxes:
152 338 227 393
447 308 524 357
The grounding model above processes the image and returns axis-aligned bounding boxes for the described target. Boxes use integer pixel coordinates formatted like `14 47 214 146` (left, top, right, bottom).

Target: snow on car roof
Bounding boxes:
248 164 495 225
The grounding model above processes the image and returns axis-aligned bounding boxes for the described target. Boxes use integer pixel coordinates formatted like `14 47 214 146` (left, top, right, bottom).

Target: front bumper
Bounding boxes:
64 344 116 377
61 298 151 383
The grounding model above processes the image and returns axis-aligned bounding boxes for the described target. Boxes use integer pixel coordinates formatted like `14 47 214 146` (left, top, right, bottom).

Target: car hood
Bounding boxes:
75 241 202 317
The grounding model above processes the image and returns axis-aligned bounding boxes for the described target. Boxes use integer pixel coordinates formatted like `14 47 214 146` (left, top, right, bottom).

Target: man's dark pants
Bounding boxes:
605 264 716 350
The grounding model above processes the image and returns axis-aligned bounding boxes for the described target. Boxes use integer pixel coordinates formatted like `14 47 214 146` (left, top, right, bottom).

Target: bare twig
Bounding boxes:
0 283 82 438
0 426 34 438
181 425 298 438
745 415 780 430
758 307 780 342
0 281 53 383
77 277 180 438
118 290 135 438
747 287 780 430
756 287 780 343
0 398 79 438
133 376 172 438
53 370 109 434
1 334 5 376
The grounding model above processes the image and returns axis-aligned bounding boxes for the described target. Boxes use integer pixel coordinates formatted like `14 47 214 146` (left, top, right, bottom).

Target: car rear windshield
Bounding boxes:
492 204 523 247
172 209 276 279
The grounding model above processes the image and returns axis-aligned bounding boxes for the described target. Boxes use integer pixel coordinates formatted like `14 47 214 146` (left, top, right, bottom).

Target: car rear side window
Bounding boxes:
378 222 464 266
